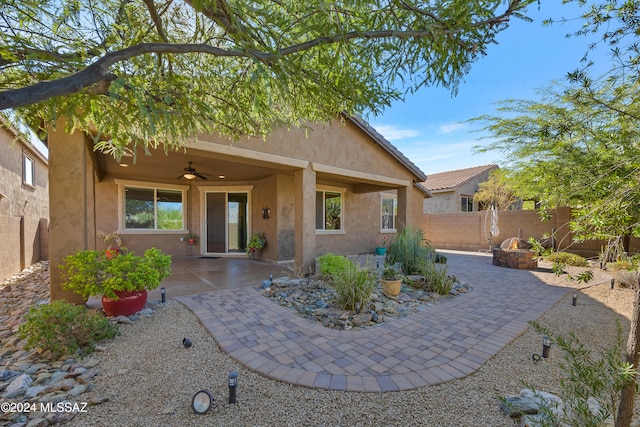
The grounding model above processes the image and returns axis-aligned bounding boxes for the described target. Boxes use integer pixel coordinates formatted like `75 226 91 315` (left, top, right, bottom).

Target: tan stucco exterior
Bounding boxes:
0 122 49 281
47 116 427 297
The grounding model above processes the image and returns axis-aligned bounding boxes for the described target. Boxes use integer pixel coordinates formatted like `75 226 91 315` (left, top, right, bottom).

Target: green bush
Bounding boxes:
546 251 589 267
416 258 454 295
331 263 376 310
18 300 119 358
386 227 435 274
318 253 354 278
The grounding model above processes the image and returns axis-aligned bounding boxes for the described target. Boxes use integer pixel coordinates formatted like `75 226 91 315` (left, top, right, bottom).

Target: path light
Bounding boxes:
542 336 551 358
192 390 214 414
161 287 166 303
228 371 238 404
572 293 577 306
355 302 361 314
611 278 615 289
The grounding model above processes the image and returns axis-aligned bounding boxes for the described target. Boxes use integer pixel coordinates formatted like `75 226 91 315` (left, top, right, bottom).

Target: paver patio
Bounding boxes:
175 250 611 392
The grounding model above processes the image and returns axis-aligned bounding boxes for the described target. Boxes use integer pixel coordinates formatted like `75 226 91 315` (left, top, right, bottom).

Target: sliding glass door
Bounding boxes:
205 191 248 254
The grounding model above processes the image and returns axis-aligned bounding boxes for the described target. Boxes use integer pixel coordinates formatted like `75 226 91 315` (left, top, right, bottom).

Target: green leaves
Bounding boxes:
1 0 535 153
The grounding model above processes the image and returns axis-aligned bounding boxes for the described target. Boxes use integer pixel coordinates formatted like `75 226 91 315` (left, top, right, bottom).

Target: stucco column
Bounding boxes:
294 165 316 273
48 120 94 303
397 184 421 232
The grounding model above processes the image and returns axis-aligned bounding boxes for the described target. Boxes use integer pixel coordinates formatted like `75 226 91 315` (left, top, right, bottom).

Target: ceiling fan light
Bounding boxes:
183 173 197 180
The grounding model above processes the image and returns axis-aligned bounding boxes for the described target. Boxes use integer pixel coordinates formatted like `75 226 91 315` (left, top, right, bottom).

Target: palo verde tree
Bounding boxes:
476 1 640 425
0 0 536 158
473 168 518 211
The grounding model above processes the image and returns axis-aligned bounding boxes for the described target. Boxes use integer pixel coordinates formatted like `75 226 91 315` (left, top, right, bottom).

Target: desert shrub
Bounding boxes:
523 321 632 426
416 258 454 295
386 227 435 275
318 253 354 278
331 263 376 310
18 300 119 358
546 251 588 267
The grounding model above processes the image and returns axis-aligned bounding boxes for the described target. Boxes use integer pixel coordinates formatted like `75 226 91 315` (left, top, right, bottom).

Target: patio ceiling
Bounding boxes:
95 145 301 183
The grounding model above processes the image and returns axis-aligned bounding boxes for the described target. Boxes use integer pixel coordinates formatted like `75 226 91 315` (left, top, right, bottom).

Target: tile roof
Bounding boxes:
422 164 498 191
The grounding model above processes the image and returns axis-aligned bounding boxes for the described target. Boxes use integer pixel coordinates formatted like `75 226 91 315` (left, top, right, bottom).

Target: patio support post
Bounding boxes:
294 165 316 273
397 185 413 232
47 119 95 303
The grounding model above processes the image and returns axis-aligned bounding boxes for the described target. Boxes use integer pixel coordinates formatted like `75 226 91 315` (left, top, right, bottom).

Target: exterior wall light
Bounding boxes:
262 208 271 220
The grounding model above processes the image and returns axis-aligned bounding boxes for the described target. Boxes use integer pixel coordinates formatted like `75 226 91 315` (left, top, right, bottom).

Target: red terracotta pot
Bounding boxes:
102 289 147 317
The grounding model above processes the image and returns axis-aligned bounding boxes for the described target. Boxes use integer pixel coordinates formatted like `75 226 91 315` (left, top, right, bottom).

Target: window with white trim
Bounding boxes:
116 180 188 231
23 153 34 187
461 195 473 212
381 197 397 231
316 190 343 231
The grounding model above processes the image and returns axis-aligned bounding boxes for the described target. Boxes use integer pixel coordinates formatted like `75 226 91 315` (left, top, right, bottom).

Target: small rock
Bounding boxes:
351 313 373 327
110 315 132 324
139 308 154 316
88 395 109 405
0 370 21 381
82 358 100 369
68 384 87 396
6 373 33 395
162 404 176 415
25 417 48 427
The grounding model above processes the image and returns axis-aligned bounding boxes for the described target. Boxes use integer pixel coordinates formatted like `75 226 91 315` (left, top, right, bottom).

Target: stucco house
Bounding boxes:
0 114 49 281
421 164 498 214
47 115 429 300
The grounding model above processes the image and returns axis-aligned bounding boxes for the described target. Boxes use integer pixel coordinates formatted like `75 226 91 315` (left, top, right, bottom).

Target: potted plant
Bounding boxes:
375 235 388 256
380 266 402 296
60 247 172 317
246 232 266 257
97 230 123 259
186 232 198 245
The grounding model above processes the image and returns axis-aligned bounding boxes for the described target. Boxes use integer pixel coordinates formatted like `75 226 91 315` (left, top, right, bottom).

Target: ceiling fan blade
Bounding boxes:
195 172 208 180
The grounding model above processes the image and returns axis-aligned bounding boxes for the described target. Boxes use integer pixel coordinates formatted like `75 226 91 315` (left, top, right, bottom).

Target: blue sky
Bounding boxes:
368 2 609 175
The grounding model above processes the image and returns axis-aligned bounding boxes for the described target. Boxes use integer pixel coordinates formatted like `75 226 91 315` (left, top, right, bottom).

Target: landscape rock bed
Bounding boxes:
0 262 160 427
258 276 472 330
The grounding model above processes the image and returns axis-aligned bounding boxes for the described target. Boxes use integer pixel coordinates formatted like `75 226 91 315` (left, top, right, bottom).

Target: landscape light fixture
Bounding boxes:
192 390 214 414
161 287 166 303
542 336 551 358
572 293 577 306
611 278 615 289
228 371 238 404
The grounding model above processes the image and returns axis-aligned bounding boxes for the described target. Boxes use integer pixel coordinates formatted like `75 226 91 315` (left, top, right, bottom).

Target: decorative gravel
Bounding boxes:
66 279 640 427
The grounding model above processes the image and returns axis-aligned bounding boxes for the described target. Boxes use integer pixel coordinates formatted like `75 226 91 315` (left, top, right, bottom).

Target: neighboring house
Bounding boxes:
0 115 49 281
46 115 429 300
421 164 498 213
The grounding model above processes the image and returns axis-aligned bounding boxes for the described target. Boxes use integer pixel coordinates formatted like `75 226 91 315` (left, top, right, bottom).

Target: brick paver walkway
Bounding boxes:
176 250 610 392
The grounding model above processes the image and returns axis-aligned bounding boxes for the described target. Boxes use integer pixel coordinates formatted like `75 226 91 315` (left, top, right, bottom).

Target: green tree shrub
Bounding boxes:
331 263 376 311
545 252 589 267
18 301 119 358
318 253 354 279
386 227 435 275
416 258 454 295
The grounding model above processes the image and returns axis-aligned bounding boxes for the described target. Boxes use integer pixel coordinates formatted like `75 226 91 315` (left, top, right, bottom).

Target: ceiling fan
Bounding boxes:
178 162 210 180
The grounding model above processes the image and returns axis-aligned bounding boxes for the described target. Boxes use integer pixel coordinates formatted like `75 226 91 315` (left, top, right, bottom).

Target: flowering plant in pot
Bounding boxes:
186 232 198 245
374 235 388 255
60 247 171 316
246 232 266 256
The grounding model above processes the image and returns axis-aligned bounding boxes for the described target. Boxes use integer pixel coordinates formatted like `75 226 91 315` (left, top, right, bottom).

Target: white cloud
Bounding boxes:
437 122 468 135
371 124 420 141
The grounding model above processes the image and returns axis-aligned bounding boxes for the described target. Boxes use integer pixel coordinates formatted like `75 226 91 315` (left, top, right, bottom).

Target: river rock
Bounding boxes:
6 373 33 395
351 313 373 327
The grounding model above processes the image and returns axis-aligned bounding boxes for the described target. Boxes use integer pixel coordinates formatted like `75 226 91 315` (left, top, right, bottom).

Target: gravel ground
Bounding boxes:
65 281 639 427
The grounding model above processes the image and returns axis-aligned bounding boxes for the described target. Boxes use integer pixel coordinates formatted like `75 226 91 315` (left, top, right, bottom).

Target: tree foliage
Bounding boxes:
473 168 518 210
0 0 535 158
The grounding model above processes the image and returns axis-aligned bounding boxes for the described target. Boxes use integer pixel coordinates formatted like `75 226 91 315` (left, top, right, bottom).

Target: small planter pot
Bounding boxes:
102 289 148 317
375 247 387 256
381 279 401 296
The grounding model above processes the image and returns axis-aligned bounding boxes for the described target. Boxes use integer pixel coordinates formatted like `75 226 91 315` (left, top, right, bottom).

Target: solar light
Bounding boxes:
611 278 615 289
161 287 166 303
183 338 192 348
572 293 577 306
542 336 551 358
228 371 238 404
192 390 213 414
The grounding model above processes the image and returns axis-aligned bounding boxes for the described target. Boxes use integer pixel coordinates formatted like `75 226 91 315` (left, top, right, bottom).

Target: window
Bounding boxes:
381 197 397 231
316 190 343 231
23 153 34 187
461 196 473 212
116 180 188 232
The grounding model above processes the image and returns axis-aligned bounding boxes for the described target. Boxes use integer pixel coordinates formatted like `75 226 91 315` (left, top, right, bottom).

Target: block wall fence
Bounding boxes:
422 207 640 257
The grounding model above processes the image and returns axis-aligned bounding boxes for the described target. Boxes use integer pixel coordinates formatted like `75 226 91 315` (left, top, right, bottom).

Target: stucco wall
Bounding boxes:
423 207 640 257
0 125 49 281
423 170 493 214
